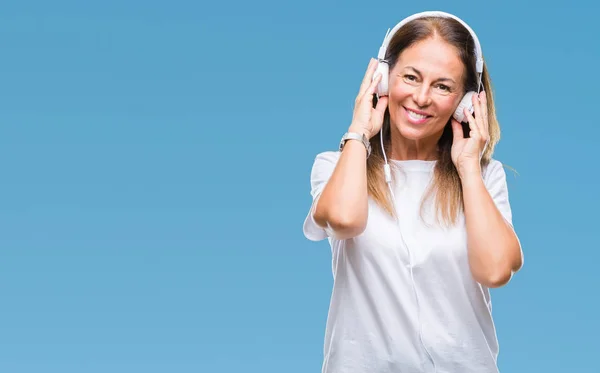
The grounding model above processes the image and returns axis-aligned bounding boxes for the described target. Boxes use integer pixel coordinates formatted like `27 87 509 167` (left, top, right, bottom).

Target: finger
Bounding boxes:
465 106 488 158
480 91 490 156
357 58 378 98
360 72 382 103
373 95 389 121
471 93 482 130
480 91 489 134
471 92 486 136
474 92 490 145
464 107 480 139
450 119 465 142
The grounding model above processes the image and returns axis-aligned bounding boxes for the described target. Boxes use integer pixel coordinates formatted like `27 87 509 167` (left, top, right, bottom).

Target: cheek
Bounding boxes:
387 80 411 104
438 95 462 115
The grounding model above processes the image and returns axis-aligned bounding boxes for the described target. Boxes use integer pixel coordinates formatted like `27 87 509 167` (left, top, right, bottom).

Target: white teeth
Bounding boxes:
407 110 427 120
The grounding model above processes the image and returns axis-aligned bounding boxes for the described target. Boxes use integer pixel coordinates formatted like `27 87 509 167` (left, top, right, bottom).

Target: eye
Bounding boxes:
436 84 450 92
403 74 417 82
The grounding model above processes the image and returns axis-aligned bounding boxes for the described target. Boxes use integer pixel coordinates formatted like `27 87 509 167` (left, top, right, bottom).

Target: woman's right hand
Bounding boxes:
349 58 389 139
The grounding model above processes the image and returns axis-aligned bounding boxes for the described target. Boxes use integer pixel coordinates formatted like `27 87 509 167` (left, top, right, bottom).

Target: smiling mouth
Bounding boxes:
404 107 432 123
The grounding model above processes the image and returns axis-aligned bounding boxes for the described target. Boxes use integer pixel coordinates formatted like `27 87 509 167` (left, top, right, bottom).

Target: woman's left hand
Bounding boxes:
450 91 489 177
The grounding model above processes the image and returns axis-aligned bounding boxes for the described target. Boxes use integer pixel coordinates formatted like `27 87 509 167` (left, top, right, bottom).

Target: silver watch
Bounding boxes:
339 131 371 158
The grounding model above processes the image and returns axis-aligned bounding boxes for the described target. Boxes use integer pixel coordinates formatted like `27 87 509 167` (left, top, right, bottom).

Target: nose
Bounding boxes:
412 84 432 107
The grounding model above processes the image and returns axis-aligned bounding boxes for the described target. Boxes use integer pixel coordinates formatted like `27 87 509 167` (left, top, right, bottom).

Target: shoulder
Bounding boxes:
483 158 505 172
311 150 341 166
483 158 505 177
481 158 512 195
481 158 514 223
306 150 342 196
308 150 341 178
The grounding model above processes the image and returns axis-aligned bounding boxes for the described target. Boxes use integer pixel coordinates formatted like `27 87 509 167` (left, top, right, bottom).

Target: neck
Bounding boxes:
389 126 441 161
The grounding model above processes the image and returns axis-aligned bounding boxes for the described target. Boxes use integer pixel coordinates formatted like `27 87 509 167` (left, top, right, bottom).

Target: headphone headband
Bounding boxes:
376 11 484 73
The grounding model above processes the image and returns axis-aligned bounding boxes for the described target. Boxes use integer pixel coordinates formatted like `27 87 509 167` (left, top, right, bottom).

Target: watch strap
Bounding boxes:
339 132 371 158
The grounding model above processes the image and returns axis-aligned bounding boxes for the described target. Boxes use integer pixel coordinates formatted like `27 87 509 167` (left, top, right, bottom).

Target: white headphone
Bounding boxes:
374 10 484 123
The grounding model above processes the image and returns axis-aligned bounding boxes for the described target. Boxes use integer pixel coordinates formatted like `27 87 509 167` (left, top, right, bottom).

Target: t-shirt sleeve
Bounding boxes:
483 159 513 226
302 151 341 241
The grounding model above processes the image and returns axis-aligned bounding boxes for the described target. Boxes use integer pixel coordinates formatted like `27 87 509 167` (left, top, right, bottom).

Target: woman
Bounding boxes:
302 11 524 373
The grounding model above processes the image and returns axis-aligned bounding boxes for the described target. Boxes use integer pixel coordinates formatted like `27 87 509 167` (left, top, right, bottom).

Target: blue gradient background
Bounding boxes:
0 0 598 372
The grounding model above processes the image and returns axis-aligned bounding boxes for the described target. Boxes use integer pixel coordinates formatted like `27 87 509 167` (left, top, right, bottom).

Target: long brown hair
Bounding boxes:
367 16 500 226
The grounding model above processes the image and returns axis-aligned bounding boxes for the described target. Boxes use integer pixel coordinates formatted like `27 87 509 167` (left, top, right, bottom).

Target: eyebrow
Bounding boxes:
405 66 456 84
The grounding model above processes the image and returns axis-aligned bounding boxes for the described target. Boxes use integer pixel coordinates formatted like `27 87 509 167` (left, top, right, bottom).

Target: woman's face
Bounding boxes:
387 36 466 143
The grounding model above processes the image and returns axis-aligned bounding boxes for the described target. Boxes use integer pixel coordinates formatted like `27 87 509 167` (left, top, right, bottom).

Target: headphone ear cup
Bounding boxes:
453 91 476 123
374 62 389 96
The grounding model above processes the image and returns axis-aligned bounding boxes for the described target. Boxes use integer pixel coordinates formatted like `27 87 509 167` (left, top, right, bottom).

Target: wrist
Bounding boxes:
340 130 371 158
347 124 372 139
457 160 482 177
459 167 484 187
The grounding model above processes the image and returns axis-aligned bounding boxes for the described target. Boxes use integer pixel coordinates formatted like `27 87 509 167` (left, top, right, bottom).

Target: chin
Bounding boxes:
396 123 428 139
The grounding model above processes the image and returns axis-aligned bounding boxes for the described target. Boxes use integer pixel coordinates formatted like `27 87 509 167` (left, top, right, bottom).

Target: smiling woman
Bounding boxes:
302 10 523 373
391 42 465 142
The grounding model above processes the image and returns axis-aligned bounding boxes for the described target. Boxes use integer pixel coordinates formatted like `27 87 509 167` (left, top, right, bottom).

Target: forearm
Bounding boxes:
461 171 523 288
314 139 369 238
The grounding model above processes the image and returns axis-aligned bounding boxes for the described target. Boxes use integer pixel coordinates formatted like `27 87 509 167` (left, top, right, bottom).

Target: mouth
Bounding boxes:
403 107 433 125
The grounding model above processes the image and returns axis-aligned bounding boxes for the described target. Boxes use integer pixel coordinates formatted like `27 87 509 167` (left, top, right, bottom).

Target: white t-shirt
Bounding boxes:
303 150 514 373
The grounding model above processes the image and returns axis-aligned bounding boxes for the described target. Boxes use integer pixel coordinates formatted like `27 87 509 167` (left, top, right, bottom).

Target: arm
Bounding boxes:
313 135 370 239
451 91 523 288
310 58 388 240
461 169 523 288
